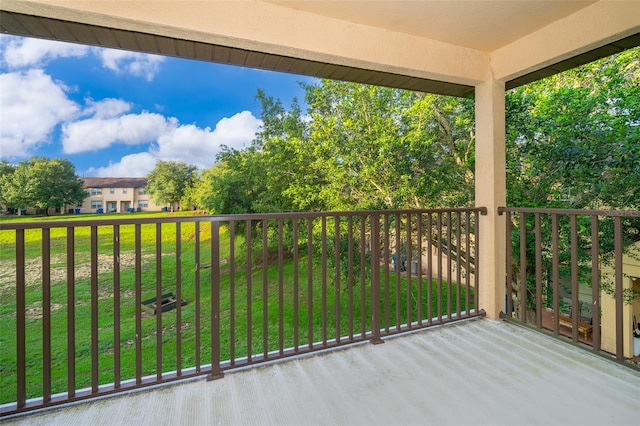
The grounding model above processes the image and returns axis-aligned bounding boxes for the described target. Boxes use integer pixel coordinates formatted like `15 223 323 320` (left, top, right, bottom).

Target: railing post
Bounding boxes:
370 214 383 344
208 221 224 380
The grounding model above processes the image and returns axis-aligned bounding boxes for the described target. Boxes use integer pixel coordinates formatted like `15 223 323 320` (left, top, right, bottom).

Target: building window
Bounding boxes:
138 200 148 208
138 187 147 195
91 201 102 209
110 188 115 194
77 202 82 207
90 188 102 195
123 188 127 194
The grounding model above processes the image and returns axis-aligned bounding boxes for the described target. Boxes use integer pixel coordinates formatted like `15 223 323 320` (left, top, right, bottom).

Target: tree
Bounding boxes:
0 161 16 209
505 48 640 310
145 160 197 211
298 80 475 210
0 157 87 215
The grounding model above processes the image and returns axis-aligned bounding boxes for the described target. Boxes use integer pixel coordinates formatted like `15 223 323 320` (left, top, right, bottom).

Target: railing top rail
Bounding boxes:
498 206 640 217
0 207 487 230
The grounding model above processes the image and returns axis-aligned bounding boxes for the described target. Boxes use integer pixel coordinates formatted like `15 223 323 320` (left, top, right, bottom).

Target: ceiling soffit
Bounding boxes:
0 10 475 97
265 1 597 51
1 8 638 97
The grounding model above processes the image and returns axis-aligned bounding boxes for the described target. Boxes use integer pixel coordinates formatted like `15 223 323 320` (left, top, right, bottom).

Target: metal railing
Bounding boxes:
0 207 485 415
499 207 640 364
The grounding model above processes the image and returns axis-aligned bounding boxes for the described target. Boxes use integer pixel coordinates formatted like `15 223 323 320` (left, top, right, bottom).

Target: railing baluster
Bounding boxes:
262 219 268 358
42 228 51 403
307 218 313 349
278 218 285 355
360 216 367 337
154 223 162 380
114 224 121 388
455 212 461 319
406 214 412 328
246 220 252 362
395 214 401 330
474 210 480 311
135 224 142 384
614 216 623 360
570 215 579 343
417 214 423 325
591 216 601 352
427 213 433 324
437 212 443 322
505 212 512 318
91 225 99 393
195 221 201 371
383 215 390 332
16 229 26 408
370 214 382 344
465 212 471 317
551 214 559 336
447 211 452 320
349 216 356 338
519 212 527 324
334 216 341 345
292 219 299 352
229 221 236 365
208 221 223 380
534 213 542 328
321 216 327 346
176 222 182 375
66 227 75 398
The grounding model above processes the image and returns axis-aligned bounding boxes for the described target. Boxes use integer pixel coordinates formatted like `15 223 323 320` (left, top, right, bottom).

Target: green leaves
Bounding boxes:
506 47 640 212
0 157 87 213
145 160 197 210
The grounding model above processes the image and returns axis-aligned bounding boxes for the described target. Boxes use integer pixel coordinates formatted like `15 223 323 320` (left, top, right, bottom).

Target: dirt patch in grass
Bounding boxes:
0 252 161 294
25 302 63 319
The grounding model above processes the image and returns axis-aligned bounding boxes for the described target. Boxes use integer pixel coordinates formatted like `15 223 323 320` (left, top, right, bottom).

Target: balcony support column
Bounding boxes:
474 75 506 320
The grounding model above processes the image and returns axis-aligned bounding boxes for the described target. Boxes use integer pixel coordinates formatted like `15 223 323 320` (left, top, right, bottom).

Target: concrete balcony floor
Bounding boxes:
4 319 638 426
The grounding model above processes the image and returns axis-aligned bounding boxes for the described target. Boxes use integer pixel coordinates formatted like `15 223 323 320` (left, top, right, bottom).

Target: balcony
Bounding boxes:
1 208 639 423
2 319 638 425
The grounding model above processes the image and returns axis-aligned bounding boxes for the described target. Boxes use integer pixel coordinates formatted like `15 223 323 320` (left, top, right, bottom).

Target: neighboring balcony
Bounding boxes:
0 207 638 423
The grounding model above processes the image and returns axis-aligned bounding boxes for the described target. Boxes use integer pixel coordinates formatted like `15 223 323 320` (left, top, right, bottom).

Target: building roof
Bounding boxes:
82 177 147 189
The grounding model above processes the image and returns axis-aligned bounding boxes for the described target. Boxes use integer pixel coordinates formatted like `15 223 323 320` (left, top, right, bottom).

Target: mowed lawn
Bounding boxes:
0 212 473 404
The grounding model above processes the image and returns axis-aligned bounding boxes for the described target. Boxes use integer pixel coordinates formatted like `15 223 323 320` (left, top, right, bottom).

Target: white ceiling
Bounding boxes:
265 0 597 51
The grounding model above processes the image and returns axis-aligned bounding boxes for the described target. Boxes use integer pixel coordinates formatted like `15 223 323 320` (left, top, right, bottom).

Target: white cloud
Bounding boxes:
0 69 79 159
98 49 165 81
0 35 164 81
62 112 168 154
1 35 88 69
85 152 158 178
152 111 262 167
80 111 262 176
83 98 132 119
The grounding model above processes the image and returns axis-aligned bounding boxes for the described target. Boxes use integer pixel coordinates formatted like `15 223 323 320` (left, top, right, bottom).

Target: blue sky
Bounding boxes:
0 35 315 177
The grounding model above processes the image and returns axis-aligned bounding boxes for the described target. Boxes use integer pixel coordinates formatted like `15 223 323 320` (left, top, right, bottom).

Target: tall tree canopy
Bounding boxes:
506 48 640 211
195 48 637 220
145 160 197 211
0 157 87 215
196 82 475 214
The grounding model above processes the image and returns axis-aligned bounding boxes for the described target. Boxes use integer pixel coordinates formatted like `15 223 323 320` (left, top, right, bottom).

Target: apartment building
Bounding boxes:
80 177 163 213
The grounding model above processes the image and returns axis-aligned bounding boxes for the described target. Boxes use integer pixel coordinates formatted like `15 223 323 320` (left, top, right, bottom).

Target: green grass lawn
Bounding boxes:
0 213 474 403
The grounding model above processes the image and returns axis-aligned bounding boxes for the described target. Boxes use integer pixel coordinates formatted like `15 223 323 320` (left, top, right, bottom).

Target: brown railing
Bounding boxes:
499 207 640 364
0 207 485 415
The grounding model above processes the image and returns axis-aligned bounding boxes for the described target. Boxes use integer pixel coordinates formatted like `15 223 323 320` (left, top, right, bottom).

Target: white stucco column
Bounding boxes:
475 76 506 320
